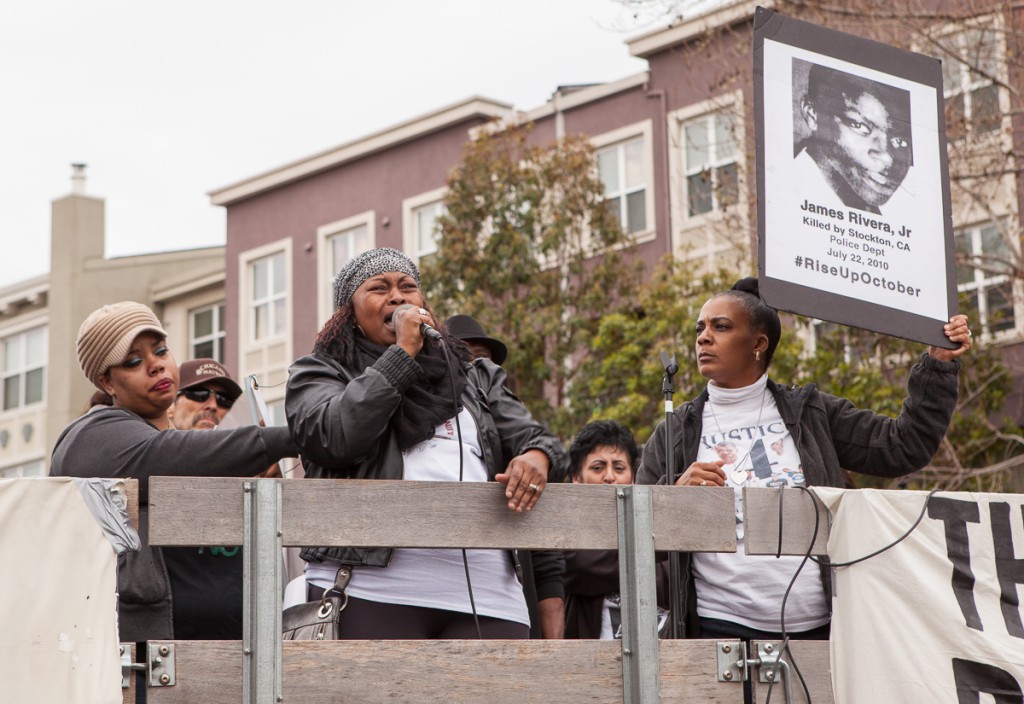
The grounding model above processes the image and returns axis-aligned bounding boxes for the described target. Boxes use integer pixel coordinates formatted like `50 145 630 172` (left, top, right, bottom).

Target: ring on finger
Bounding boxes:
699 479 707 486
528 483 540 492
418 307 427 315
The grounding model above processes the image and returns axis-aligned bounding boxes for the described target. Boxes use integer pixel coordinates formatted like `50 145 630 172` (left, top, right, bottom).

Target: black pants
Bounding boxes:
307 585 529 639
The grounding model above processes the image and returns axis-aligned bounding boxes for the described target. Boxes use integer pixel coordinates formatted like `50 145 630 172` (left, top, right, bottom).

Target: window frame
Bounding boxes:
317 211 376 324
591 120 656 244
936 23 1006 140
402 187 447 266
1 325 47 413
955 221 1020 340
188 302 226 363
239 240 292 347
681 111 739 218
667 92 748 265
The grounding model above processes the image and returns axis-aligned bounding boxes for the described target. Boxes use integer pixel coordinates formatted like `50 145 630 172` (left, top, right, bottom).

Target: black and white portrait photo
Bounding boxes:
755 10 956 348
793 60 914 216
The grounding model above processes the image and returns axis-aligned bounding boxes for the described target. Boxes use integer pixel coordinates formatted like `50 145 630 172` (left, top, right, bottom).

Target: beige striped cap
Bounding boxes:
76 302 168 389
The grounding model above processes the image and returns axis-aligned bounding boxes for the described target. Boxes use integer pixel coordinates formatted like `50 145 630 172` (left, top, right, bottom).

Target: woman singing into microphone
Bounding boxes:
286 247 566 639
637 277 971 643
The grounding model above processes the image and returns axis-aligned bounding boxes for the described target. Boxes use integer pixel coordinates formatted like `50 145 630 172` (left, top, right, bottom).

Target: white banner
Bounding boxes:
816 488 1024 703
0 478 130 704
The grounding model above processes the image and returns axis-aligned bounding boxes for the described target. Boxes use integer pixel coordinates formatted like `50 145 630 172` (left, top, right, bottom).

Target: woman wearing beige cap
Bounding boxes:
50 301 298 642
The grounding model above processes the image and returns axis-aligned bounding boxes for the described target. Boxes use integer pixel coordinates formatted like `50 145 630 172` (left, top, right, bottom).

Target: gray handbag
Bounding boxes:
282 566 352 640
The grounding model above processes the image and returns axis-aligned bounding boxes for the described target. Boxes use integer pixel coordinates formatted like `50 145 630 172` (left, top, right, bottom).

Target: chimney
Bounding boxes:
71 163 87 195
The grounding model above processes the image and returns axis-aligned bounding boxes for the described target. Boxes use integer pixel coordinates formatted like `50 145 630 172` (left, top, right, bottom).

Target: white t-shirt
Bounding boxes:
691 375 829 633
306 408 529 627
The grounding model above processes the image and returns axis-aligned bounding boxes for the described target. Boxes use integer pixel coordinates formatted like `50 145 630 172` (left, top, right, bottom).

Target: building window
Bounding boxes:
956 223 1016 337
0 459 44 479
2 327 45 412
941 27 1002 139
328 224 373 278
683 111 739 218
413 200 444 263
251 252 287 341
190 303 226 362
597 137 647 233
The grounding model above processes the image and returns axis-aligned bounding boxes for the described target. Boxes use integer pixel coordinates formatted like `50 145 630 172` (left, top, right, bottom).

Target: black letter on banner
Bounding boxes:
928 497 982 631
951 658 1023 703
990 502 1024 639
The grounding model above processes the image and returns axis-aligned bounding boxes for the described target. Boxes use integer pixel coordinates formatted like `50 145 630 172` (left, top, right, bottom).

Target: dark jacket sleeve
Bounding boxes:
285 346 422 476
824 354 960 477
530 550 566 602
50 407 296 502
472 358 568 481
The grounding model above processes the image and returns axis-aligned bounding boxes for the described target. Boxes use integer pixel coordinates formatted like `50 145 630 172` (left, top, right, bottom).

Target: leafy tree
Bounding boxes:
573 254 734 443
421 123 644 440
606 0 1024 489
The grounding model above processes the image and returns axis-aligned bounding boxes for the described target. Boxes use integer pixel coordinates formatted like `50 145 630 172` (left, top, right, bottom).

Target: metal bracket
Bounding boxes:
120 644 143 688
757 641 781 683
716 640 748 682
148 643 176 687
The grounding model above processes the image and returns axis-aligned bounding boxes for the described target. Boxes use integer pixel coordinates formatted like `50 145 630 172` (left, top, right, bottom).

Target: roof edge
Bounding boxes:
627 0 762 58
208 96 514 206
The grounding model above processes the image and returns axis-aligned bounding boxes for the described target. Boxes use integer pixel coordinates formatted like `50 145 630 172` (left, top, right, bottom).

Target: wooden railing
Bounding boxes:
123 477 833 703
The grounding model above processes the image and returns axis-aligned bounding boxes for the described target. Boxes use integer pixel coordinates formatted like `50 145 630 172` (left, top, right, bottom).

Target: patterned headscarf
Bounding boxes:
332 247 420 309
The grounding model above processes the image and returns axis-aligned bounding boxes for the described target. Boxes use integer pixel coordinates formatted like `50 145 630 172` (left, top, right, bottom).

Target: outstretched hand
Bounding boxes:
928 314 972 362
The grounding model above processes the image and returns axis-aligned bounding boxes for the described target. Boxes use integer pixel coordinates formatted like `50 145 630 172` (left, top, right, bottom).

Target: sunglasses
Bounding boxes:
177 387 236 409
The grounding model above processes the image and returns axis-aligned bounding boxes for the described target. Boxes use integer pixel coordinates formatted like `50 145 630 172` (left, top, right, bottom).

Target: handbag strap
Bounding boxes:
330 566 352 594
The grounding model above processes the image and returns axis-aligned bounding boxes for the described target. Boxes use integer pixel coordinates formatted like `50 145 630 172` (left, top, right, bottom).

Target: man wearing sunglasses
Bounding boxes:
167 358 242 431
164 358 249 641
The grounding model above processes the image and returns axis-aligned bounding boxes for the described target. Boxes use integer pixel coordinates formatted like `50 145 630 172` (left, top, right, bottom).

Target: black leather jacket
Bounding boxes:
637 353 960 636
286 345 567 568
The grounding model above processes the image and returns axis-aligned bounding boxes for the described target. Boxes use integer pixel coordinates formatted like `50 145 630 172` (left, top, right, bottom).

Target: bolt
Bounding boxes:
764 644 774 653
159 674 171 685
766 671 776 681
244 485 252 493
623 648 632 656
159 645 170 656
119 646 125 656
723 671 733 681
244 648 252 655
153 657 162 666
617 490 625 498
721 644 732 653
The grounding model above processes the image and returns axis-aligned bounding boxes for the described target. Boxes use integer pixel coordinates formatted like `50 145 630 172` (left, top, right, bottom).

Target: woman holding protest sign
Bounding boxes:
637 277 971 643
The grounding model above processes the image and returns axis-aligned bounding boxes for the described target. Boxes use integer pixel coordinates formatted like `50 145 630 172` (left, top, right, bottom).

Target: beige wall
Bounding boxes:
0 188 226 476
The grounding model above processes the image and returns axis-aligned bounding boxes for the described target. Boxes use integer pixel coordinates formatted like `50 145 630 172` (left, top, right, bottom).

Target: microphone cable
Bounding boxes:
765 484 942 703
439 333 483 639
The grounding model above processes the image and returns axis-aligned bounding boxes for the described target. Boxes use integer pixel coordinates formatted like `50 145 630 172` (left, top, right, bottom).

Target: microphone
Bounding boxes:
396 304 443 342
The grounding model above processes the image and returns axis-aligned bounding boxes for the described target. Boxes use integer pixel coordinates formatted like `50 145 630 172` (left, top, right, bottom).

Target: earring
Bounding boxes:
755 350 761 361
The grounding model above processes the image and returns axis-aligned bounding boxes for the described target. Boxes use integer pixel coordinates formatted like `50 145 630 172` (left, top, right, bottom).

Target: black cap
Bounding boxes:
444 315 508 365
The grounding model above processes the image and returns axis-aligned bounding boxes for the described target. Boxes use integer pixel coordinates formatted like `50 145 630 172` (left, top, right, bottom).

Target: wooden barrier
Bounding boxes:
129 479 833 703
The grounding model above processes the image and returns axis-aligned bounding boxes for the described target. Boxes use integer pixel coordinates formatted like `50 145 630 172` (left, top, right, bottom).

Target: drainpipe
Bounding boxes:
645 83 673 257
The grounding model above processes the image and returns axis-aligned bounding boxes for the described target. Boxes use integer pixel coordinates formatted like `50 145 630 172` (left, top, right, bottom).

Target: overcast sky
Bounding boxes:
0 0 680 289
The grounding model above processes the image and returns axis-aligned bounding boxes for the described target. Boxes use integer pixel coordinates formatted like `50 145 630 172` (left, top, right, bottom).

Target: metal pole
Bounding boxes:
617 485 660 704
660 351 684 640
243 479 282 704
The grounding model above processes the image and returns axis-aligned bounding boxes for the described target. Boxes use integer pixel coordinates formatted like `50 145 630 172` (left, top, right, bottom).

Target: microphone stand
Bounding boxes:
660 351 684 640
